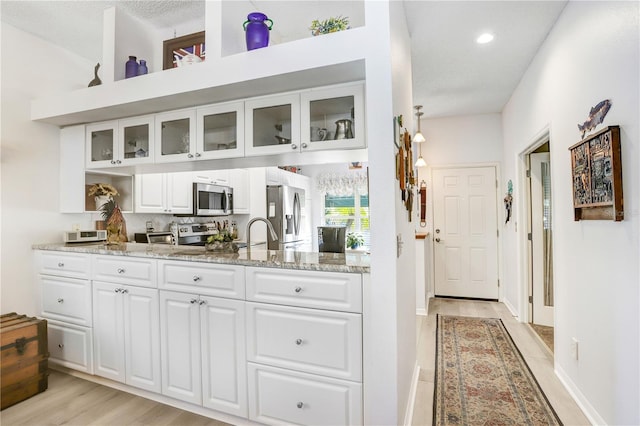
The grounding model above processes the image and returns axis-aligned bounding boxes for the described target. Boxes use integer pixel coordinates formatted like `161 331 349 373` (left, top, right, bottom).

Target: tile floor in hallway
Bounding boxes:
411 297 590 426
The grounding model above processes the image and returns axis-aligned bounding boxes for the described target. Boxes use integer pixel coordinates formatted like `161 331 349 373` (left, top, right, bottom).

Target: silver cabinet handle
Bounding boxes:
294 287 302 293
121 288 128 294
190 298 198 304
295 339 303 345
115 288 121 293
193 276 201 282
111 160 116 164
297 402 304 409
195 152 201 157
187 153 194 158
291 144 298 150
117 268 125 274
57 298 64 303
199 300 207 305
58 344 64 349
301 143 308 149
116 160 121 164
57 262 64 267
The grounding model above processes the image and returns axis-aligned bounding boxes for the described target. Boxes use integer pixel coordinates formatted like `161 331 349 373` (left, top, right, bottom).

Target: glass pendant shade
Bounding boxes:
415 155 426 167
413 131 426 143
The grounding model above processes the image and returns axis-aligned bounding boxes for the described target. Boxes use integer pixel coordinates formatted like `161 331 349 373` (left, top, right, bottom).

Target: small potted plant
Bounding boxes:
346 232 364 250
309 16 350 36
88 183 119 211
206 231 239 253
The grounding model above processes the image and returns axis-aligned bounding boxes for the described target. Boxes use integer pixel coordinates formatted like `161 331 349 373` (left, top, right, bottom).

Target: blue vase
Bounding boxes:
137 59 148 76
243 12 273 50
125 56 138 78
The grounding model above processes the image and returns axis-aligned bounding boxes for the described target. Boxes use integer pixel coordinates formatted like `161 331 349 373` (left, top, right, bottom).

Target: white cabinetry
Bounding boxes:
193 170 229 185
92 281 161 393
196 101 245 159
86 116 154 169
245 267 363 425
155 109 196 163
158 261 247 417
134 172 193 214
37 251 93 374
245 93 301 157
229 169 250 214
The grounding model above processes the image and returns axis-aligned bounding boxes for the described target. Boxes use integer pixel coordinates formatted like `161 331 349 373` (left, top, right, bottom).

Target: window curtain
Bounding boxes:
316 172 368 196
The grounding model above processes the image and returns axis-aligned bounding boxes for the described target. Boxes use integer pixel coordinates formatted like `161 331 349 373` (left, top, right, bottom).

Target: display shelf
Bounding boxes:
85 172 133 213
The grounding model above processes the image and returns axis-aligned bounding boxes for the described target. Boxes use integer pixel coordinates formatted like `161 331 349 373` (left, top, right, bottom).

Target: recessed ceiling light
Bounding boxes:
476 33 494 44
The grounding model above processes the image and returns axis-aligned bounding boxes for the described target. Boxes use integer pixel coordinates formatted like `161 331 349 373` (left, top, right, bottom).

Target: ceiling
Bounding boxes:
0 0 567 119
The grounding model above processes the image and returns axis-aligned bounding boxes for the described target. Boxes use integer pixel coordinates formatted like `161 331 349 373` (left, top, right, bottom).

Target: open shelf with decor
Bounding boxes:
84 172 134 213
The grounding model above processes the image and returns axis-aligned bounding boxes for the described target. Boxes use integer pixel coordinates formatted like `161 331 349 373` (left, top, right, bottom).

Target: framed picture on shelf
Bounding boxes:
569 125 623 221
163 31 205 70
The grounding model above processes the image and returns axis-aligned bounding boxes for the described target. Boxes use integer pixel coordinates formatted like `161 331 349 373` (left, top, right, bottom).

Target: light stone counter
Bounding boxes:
33 242 370 274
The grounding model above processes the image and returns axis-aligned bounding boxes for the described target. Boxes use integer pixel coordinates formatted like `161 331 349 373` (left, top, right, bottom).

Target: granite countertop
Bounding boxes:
33 242 370 274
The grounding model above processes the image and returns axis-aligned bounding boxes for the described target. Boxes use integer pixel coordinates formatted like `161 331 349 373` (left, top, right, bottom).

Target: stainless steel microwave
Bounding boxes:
190 182 233 216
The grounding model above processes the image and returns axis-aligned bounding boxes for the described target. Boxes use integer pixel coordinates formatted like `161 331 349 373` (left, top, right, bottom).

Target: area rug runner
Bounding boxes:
434 315 562 425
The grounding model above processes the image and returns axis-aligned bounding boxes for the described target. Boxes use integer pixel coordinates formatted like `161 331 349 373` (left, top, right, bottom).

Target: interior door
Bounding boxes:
433 167 499 299
530 153 554 326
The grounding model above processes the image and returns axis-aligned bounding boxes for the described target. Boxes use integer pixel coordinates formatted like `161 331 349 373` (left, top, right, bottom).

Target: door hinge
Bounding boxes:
529 295 533 303
497 279 500 287
497 229 499 238
526 169 531 178
527 232 532 241
496 180 498 188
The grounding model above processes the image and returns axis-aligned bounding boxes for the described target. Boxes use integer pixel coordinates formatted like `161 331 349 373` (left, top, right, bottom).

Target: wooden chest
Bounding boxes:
1 313 49 410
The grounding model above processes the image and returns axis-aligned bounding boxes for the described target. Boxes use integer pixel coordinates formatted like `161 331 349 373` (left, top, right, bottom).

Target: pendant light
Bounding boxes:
413 105 427 167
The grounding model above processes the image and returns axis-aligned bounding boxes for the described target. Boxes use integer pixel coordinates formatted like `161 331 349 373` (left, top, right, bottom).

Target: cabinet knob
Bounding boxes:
195 152 201 157
121 288 128 294
193 276 201 282
294 286 302 293
187 153 194 159
297 402 304 409
301 143 308 149
57 298 64 303
295 338 303 345
115 288 121 293
57 262 64 268
291 144 298 150
199 300 206 305
58 344 64 349
111 160 116 164
190 298 198 304
117 268 125 274
116 160 122 164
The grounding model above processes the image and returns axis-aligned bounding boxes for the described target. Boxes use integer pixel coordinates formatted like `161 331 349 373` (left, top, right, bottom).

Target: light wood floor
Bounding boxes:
411 297 590 426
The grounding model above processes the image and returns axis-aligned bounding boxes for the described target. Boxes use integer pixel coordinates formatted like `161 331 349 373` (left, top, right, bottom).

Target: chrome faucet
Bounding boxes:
246 217 278 248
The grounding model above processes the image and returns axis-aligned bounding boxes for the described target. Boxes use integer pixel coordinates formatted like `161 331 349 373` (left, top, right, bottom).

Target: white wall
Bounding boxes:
502 2 639 424
1 24 93 315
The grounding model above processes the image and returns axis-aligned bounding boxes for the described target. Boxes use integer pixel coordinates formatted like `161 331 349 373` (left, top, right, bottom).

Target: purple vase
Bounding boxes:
243 12 273 51
125 56 138 79
137 59 148 76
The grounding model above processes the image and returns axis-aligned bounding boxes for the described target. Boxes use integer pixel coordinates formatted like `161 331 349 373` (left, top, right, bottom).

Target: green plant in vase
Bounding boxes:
346 232 364 249
309 16 350 36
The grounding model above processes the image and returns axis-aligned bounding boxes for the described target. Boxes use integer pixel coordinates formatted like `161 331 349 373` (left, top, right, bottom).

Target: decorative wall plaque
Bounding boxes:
569 125 623 221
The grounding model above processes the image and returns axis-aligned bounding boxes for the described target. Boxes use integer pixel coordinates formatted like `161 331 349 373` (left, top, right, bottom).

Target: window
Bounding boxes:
323 191 370 249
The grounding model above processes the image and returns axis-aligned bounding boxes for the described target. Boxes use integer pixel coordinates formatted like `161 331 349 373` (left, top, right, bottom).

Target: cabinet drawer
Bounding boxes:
246 267 362 313
158 261 244 299
248 363 362 426
92 256 156 288
47 320 93 374
40 275 92 326
37 251 90 279
247 303 362 381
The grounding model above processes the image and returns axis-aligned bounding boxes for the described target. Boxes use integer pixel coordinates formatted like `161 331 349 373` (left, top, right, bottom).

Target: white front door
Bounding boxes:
433 166 499 299
530 153 554 327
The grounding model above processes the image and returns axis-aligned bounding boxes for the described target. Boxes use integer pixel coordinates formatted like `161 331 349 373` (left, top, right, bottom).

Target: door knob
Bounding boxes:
435 237 441 243
435 229 440 234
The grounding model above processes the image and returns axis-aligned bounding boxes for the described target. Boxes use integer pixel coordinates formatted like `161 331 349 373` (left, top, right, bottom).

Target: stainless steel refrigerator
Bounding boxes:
266 185 306 250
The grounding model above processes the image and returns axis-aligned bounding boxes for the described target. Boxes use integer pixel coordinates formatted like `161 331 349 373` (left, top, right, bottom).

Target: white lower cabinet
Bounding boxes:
92 281 161 393
159 290 247 418
248 363 362 426
47 319 94 374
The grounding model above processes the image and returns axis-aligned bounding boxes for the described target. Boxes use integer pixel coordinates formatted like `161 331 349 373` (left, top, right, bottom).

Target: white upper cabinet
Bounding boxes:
155 109 197 164
300 83 366 151
135 172 193 214
86 116 154 169
196 101 245 160
244 93 301 157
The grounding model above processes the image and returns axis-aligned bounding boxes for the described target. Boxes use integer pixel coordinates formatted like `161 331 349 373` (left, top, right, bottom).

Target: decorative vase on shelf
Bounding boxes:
125 56 138 78
243 12 273 51
137 59 148 75
94 195 111 211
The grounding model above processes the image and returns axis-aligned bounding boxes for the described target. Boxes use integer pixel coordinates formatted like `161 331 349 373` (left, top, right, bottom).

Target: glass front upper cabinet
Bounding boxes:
118 115 154 165
155 109 196 163
244 93 300 157
196 102 245 159
300 83 366 151
86 121 117 168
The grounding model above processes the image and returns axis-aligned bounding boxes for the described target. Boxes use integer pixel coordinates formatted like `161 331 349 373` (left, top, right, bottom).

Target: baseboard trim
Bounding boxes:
555 363 605 425
403 362 420 426
503 297 521 321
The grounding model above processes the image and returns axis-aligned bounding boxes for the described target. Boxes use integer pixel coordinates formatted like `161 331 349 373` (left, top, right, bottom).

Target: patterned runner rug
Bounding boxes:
434 315 562 425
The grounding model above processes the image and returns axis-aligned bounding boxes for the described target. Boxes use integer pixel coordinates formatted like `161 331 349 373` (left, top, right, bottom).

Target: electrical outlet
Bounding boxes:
571 338 579 360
